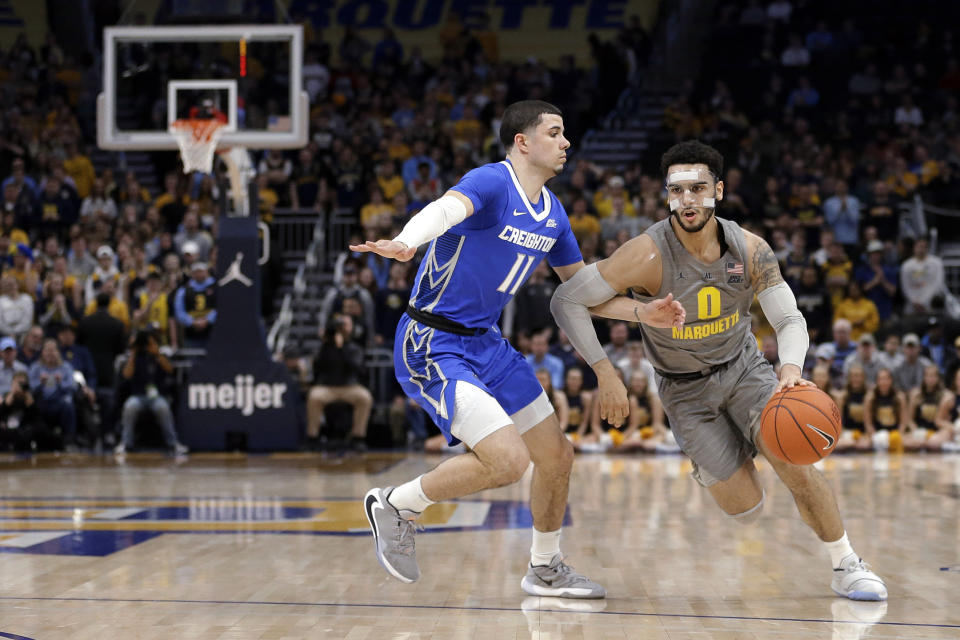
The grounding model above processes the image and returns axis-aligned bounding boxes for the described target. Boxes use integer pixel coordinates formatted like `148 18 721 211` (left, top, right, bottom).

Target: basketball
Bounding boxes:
760 386 841 465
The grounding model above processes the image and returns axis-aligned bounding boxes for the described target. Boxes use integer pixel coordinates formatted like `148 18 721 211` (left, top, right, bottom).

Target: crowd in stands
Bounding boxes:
315 2 960 454
5 3 960 455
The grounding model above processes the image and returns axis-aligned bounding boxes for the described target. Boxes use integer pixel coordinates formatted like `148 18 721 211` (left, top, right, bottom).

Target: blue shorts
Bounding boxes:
394 313 543 445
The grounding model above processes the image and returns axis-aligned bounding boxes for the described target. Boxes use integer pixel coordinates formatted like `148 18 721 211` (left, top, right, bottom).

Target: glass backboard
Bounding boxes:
97 25 307 150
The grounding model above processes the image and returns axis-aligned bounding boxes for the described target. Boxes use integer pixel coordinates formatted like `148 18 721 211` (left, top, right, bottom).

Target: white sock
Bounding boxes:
387 476 434 515
530 528 561 566
825 531 856 568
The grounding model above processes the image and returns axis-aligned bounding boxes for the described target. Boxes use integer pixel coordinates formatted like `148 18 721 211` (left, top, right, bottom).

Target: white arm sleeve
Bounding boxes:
757 281 808 369
393 195 468 249
550 263 619 366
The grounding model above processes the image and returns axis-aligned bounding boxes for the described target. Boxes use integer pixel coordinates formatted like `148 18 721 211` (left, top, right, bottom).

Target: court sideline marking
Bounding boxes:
0 595 956 630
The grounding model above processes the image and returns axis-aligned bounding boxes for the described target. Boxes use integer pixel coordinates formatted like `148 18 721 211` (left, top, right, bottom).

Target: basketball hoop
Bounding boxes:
169 118 228 174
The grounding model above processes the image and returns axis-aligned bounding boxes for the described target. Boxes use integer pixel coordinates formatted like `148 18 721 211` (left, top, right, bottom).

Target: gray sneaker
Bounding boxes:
521 554 606 599
363 487 421 583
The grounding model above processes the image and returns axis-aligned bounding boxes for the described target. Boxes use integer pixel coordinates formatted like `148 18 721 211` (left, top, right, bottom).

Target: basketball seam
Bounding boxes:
772 393 793 464
778 404 822 461
779 396 841 435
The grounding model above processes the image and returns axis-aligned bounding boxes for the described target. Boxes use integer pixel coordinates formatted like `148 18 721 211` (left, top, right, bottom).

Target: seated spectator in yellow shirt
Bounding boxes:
593 175 636 218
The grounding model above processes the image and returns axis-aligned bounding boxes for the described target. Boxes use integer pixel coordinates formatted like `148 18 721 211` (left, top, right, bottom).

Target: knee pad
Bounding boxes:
727 489 765 525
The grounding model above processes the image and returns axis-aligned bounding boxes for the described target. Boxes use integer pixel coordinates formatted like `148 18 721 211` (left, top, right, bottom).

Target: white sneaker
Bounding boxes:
831 554 887 601
173 443 189 456
113 443 126 455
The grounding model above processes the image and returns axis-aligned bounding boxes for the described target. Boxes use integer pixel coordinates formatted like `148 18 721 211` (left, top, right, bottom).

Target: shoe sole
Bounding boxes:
832 586 887 601
363 488 417 584
520 576 605 599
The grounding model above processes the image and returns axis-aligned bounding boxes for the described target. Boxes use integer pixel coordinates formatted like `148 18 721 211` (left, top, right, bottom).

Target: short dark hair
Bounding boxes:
660 140 724 181
96 292 112 309
499 100 563 151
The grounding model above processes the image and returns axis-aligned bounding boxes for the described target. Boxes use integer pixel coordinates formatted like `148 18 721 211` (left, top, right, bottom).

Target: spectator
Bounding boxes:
893 333 933 392
16 326 44 367
113 331 188 456
560 367 592 442
33 176 78 239
153 172 188 233
36 271 77 330
62 139 96 199
373 261 410 346
894 94 924 127
132 272 175 347
943 335 960 384
401 139 437 186
534 367 568 440
526 331 565 391
864 367 907 450
173 262 217 348
876 334 905 372
922 318 947 372
900 237 945 315
767 0 792 22
77 291 127 437
359 186 395 227
4 243 39 295
3 186 35 230
826 318 857 381
0 274 33 339
834 280 879 340
834 363 871 452
28 338 76 448
513 261 556 339
781 34 810 67
794 265 832 342
173 206 213 261
85 245 121 304
408 161 443 206
0 370 38 450
842 333 882 384
823 180 861 251
905 364 953 452
0 336 27 396
622 371 666 452
66 235 97 280
615 340 658 391
821 242 853 305
567 196 601 244
1 158 37 199
604 322 630 364
855 240 898 321
306 315 371 452
289 148 326 210
84 278 130 329
318 263 374 337
593 175 634 219
376 159 405 203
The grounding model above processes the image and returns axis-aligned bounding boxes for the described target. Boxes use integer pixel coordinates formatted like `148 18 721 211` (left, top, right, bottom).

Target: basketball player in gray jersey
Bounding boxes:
551 141 887 601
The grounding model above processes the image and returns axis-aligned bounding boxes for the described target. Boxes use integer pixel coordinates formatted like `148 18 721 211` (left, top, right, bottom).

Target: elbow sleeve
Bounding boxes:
758 282 808 368
550 263 618 366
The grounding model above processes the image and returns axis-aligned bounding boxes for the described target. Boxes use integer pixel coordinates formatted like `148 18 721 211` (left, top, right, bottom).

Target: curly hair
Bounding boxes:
660 140 724 180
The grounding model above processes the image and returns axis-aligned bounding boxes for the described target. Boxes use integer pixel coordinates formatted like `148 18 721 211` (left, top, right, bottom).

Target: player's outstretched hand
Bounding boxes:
349 239 416 262
596 373 630 428
773 363 815 394
640 293 686 329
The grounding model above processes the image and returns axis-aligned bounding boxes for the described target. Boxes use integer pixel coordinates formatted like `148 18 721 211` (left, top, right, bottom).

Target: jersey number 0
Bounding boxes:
697 286 721 320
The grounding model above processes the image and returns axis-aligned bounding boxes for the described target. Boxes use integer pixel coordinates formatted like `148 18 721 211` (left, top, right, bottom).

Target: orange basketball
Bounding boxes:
760 386 841 465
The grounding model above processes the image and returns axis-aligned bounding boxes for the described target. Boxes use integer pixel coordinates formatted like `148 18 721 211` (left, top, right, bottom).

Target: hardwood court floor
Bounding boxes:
0 450 957 639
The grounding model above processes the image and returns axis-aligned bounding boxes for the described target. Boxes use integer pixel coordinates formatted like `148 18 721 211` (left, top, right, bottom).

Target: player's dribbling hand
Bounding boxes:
349 239 417 262
773 363 815 394
640 293 686 329
596 373 630 428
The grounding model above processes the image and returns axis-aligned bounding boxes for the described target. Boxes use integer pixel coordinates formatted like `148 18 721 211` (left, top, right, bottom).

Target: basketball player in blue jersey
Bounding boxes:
351 100 685 596
552 140 888 601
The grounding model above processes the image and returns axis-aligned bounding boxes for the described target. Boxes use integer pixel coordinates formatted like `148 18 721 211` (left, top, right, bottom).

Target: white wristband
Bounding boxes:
393 195 468 249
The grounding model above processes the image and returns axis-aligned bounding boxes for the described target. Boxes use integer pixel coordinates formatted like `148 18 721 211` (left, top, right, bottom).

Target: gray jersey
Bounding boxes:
633 217 756 375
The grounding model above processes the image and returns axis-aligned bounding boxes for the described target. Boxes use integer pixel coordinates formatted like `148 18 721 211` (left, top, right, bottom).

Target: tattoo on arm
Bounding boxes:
752 240 784 293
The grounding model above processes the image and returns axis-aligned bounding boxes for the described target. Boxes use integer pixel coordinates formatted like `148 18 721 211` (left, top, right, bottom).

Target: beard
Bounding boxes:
672 206 715 233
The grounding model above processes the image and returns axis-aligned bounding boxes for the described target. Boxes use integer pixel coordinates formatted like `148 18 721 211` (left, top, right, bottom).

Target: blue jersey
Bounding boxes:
408 160 581 328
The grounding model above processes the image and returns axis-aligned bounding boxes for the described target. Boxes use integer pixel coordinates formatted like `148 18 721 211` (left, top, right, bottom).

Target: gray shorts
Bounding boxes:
658 344 778 487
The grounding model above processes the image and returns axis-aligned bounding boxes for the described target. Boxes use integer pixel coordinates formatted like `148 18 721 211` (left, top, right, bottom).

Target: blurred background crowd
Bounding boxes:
1 0 959 455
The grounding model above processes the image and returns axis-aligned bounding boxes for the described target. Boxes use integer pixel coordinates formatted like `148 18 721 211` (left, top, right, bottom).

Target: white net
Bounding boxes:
169 119 227 174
